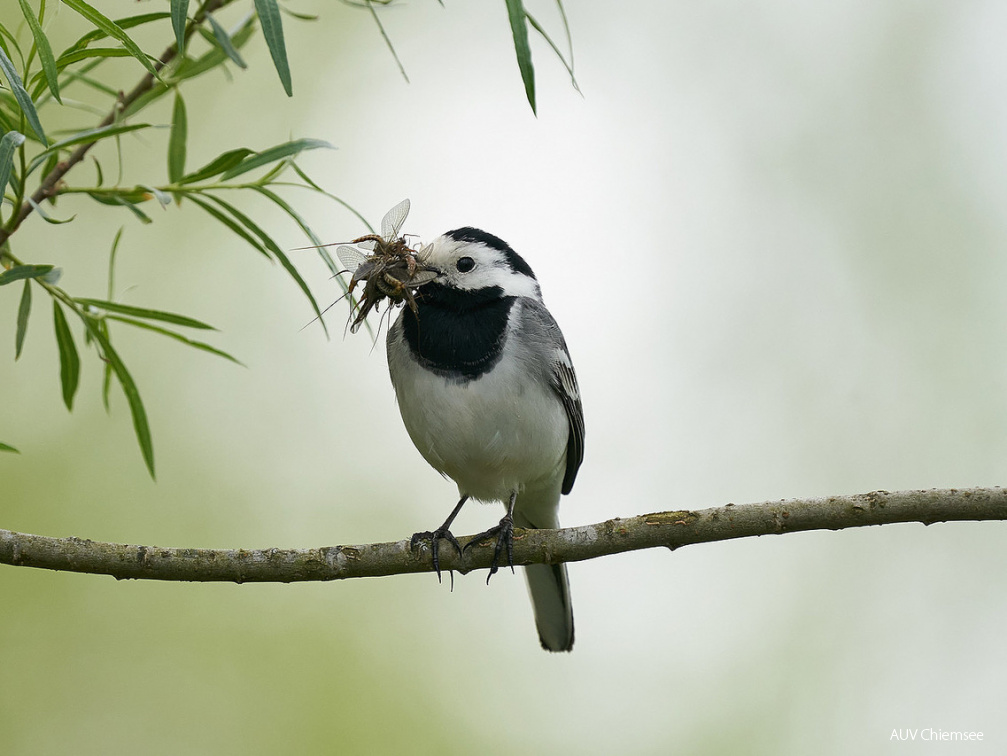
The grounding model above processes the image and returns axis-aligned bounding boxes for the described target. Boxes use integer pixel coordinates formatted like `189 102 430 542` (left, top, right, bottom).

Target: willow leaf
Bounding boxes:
106 314 242 365
220 138 334 180
177 148 253 185
251 184 337 275
526 9 579 92
253 0 292 95
0 130 26 194
202 194 327 335
77 297 215 330
61 0 161 81
0 44 47 144
17 0 61 103
87 192 153 224
62 12 171 55
171 0 189 53
168 92 187 183
52 300 80 410
27 122 151 174
171 13 255 84
82 316 155 477
187 194 270 259
15 279 31 359
0 264 54 286
206 12 247 69
504 0 535 115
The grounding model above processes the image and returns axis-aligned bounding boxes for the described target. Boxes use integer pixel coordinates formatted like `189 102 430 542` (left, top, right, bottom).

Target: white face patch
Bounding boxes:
420 235 542 301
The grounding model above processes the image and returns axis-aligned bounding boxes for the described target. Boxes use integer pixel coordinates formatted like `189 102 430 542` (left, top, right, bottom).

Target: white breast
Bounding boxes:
386 307 568 503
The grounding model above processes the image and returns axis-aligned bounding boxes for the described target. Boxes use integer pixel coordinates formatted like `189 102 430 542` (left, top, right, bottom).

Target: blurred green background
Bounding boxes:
3 1 1007 753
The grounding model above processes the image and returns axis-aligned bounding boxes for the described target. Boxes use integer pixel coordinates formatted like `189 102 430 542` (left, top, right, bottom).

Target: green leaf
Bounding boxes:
0 130 26 194
171 0 189 54
168 92 187 183
0 441 19 453
0 23 24 61
0 98 19 134
0 44 48 145
364 1 408 83
170 13 256 86
62 12 171 55
251 185 337 275
187 194 271 260
504 0 536 115
76 298 215 330
85 187 152 204
82 316 155 478
17 0 61 103
27 196 76 224
280 7 319 21
220 138 334 180
86 191 153 224
57 65 119 99
28 49 127 101
95 316 113 410
52 300 80 410
49 46 134 74
201 194 327 335
26 122 151 174
525 8 579 93
105 314 242 365
61 0 161 81
290 162 374 234
206 12 247 69
253 0 292 96
106 226 123 300
15 279 31 359
0 264 53 286
177 148 253 185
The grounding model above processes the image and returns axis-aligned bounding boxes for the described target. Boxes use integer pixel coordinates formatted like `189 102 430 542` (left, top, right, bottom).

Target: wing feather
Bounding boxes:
517 298 585 495
553 352 585 494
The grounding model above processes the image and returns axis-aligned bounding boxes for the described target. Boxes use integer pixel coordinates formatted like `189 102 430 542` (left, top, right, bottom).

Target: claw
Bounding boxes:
411 495 468 583
410 528 462 583
463 513 516 584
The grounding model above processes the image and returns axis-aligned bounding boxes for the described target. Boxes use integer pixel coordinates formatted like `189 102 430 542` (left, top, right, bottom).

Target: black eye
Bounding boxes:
456 256 475 273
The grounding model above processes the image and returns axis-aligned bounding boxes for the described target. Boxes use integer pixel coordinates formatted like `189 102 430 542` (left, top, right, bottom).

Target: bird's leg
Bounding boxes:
464 490 517 584
410 495 467 583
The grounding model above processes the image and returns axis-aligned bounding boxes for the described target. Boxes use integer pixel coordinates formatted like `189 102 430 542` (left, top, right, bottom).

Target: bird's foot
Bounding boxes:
410 526 462 583
463 513 515 584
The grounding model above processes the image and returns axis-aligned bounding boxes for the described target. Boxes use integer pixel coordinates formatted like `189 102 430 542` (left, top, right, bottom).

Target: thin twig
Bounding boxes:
1 487 1003 583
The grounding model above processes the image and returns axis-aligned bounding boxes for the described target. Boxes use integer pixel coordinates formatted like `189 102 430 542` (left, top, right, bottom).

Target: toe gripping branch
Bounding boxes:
410 495 467 582
411 492 518 584
463 512 516 584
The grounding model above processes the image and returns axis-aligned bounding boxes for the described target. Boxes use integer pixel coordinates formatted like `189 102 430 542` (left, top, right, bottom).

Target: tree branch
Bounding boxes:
1 487 1004 583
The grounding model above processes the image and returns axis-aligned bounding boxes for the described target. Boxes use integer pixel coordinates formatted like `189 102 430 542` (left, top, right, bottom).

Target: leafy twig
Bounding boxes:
0 0 237 245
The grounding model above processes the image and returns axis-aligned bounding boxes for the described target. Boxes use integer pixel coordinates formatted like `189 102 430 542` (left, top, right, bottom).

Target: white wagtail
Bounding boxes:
385 226 585 652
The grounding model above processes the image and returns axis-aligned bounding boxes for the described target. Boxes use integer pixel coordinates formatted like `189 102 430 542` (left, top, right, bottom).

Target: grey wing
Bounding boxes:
520 299 585 495
554 349 585 494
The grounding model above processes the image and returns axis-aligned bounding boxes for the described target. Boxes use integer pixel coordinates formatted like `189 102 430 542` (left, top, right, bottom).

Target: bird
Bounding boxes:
385 226 585 652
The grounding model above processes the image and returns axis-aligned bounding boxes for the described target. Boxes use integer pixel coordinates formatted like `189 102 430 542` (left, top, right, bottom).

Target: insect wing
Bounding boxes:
407 270 439 286
335 245 367 272
380 198 410 241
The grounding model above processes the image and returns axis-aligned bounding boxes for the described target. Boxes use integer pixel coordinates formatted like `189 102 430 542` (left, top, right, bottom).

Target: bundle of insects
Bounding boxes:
334 199 437 333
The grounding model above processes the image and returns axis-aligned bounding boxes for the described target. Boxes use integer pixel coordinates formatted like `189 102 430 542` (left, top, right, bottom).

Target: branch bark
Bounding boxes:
1 487 1004 583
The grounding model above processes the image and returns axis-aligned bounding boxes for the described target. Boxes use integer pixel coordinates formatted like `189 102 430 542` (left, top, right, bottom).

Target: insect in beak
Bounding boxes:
331 200 447 333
